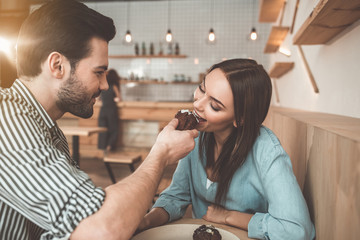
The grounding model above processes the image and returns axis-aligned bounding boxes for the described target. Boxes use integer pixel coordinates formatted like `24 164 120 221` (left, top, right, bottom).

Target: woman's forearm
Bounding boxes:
138 207 170 232
225 210 253 231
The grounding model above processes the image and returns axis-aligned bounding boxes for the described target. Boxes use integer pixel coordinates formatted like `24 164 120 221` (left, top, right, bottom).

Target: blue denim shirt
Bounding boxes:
154 126 315 239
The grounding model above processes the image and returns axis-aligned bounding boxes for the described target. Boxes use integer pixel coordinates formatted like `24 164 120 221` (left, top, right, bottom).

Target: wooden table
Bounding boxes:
168 218 252 239
60 126 107 166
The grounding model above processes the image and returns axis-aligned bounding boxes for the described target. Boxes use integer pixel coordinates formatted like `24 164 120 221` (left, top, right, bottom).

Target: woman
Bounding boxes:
138 59 315 239
98 69 121 152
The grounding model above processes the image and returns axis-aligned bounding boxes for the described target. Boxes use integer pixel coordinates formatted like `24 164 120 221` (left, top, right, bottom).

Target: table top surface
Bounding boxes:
60 126 107 136
168 218 251 239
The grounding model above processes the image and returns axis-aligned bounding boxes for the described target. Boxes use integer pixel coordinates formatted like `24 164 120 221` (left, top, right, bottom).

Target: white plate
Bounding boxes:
132 224 240 240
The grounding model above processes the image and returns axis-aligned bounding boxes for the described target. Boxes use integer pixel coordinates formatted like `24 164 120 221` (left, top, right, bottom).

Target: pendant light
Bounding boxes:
249 0 258 41
166 1 173 42
250 27 257 40
124 2 132 44
207 0 216 43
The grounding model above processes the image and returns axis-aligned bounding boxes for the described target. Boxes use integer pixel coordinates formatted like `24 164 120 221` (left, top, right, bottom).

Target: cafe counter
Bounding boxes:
59 101 193 157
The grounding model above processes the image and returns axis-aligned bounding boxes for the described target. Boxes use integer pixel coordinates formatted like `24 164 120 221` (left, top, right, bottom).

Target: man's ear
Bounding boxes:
48 52 65 79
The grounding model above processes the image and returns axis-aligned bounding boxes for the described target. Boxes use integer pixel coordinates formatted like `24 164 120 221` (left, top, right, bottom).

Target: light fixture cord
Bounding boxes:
252 0 255 27
167 0 171 29
210 0 214 28
127 2 130 30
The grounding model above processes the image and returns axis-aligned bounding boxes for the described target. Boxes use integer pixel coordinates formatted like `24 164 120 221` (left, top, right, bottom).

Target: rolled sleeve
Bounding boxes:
248 212 268 239
153 157 192 222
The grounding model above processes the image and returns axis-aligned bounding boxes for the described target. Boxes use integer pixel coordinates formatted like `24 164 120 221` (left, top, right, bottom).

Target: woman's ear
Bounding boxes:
48 52 65 79
233 118 244 128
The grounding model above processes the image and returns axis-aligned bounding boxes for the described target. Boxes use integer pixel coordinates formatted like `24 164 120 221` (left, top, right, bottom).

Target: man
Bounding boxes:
0 0 198 239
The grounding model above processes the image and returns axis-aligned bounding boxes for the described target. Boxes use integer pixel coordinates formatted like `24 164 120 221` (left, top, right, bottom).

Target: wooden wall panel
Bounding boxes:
304 127 360 239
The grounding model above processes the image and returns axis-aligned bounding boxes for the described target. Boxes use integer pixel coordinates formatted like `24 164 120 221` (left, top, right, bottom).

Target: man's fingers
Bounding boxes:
165 118 178 130
187 129 199 138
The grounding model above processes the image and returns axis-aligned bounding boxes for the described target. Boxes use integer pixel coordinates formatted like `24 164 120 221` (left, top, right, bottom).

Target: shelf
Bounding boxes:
264 26 290 53
109 55 187 59
293 0 360 45
120 80 198 85
269 62 294 78
259 0 286 22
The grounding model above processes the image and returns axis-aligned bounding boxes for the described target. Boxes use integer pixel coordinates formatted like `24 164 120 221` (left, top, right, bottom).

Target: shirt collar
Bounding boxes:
12 79 55 129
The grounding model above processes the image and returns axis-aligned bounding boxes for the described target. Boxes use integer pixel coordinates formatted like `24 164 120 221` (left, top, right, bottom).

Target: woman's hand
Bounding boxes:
202 205 229 225
203 205 253 230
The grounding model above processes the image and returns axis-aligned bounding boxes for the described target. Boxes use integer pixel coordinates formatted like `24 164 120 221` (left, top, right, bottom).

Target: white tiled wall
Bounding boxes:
87 0 271 102
121 83 197 102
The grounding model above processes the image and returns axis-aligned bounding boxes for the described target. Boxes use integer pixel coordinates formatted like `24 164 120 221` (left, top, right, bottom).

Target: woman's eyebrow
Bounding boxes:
210 96 226 109
204 80 226 109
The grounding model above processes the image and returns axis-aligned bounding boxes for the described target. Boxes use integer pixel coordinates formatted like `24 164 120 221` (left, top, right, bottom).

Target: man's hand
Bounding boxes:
151 118 198 165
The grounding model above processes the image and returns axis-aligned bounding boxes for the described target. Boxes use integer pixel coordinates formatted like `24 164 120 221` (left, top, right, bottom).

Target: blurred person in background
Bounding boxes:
98 69 122 152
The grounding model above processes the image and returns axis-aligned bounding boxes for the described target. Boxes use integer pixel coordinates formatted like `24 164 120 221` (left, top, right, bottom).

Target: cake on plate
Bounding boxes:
193 225 222 240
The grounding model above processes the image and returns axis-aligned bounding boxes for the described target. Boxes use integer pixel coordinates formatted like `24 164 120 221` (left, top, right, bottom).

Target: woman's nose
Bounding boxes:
193 93 205 111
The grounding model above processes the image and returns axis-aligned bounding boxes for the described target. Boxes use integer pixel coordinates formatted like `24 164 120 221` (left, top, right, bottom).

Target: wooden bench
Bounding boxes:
103 151 142 183
263 107 360 240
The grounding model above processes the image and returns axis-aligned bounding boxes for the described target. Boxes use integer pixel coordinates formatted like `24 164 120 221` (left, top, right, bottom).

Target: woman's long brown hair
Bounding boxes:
198 58 272 205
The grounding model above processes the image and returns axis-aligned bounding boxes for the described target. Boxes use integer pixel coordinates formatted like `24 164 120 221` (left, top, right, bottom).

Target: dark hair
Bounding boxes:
106 69 121 86
16 0 116 77
199 58 272 205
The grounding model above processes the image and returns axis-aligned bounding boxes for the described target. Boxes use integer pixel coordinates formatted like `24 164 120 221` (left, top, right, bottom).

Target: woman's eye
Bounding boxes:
198 83 205 93
210 104 220 112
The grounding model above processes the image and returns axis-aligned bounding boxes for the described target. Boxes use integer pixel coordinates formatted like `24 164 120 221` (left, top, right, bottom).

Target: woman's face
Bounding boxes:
193 68 235 136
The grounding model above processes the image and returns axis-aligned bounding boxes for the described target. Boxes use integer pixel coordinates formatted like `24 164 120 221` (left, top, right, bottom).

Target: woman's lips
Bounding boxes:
193 110 206 123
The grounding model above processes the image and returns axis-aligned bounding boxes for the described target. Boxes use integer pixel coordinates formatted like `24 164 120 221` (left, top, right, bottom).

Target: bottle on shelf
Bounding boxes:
167 42 173 55
150 42 154 55
175 42 180 55
159 42 164 55
141 42 146 55
134 42 139 55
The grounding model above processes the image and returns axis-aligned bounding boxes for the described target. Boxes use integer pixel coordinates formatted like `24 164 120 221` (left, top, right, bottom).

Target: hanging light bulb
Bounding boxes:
206 0 216 44
165 1 173 43
249 0 258 41
166 29 172 42
208 28 215 42
123 2 133 44
250 27 257 41
125 30 132 43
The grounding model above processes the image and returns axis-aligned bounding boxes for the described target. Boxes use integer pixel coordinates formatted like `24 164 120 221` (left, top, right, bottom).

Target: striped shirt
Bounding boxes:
0 79 105 239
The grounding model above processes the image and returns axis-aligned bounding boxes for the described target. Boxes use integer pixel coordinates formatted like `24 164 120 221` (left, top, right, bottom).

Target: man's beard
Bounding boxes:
56 72 100 118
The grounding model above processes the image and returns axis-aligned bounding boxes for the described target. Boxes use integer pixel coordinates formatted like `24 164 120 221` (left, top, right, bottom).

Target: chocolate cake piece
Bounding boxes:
193 225 222 240
175 109 199 130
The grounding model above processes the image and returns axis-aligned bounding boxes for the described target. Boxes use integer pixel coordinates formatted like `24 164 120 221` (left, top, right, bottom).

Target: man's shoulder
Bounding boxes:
1 85 31 114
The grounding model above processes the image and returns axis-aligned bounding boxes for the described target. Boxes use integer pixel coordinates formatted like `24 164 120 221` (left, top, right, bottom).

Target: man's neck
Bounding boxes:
19 77 64 122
